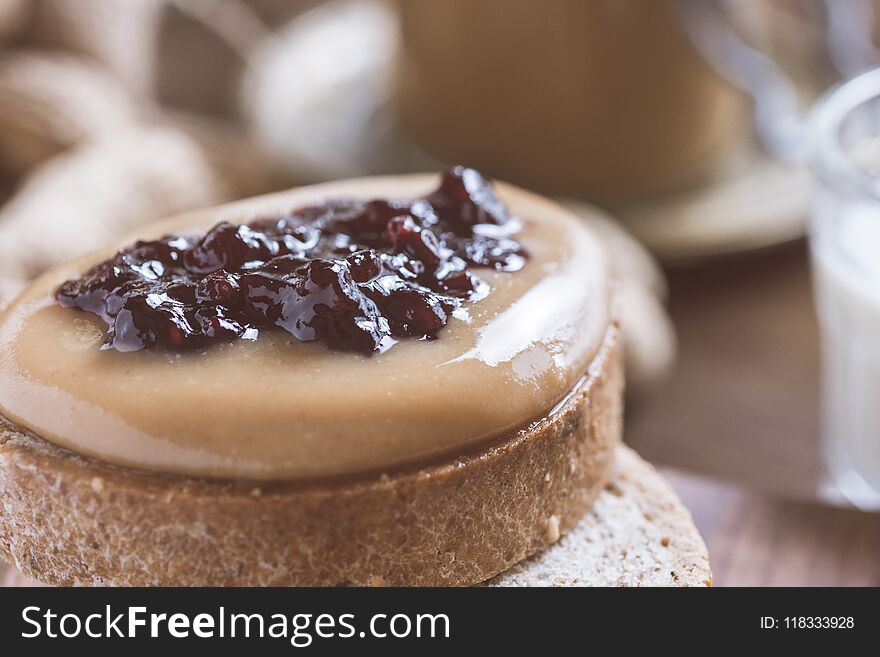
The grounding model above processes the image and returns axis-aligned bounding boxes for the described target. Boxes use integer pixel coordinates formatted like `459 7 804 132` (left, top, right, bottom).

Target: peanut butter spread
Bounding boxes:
0 175 609 480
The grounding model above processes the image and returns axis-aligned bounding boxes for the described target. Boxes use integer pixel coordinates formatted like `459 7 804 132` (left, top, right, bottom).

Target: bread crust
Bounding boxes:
0 323 621 587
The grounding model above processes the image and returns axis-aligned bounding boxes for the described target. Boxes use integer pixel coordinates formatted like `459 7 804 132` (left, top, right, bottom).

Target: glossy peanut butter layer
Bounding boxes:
0 176 609 480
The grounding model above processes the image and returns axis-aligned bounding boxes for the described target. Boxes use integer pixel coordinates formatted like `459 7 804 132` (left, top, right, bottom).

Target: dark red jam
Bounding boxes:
56 167 527 354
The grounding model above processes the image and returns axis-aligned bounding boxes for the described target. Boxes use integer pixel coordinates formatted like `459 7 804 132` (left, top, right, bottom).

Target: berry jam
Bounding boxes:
56 167 528 354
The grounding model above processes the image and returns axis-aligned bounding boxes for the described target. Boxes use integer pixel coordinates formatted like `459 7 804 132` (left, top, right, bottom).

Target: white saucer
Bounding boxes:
607 141 810 264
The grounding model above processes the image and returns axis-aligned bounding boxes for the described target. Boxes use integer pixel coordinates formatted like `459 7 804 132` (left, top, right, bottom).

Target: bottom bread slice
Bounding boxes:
3 445 710 587
487 445 711 587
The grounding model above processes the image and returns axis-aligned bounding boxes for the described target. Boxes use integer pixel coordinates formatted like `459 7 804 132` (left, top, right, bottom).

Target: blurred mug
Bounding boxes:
394 0 744 200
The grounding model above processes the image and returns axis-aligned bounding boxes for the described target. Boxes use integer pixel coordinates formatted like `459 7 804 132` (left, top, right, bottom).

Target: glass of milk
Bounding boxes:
811 68 880 510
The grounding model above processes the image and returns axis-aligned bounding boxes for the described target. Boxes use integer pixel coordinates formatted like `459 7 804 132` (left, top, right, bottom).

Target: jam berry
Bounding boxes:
384 216 443 268
55 167 527 354
195 271 241 307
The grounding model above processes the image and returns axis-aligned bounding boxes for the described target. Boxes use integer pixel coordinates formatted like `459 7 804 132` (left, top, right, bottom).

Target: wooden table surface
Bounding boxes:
664 468 880 586
627 240 880 586
2 240 875 587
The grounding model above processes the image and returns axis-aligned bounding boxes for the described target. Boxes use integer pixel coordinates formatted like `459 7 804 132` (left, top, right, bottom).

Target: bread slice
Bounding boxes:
0 323 623 587
1 445 710 587
488 445 711 586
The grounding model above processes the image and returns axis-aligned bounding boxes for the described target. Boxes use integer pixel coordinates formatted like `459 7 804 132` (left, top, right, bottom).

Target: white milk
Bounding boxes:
812 201 880 507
